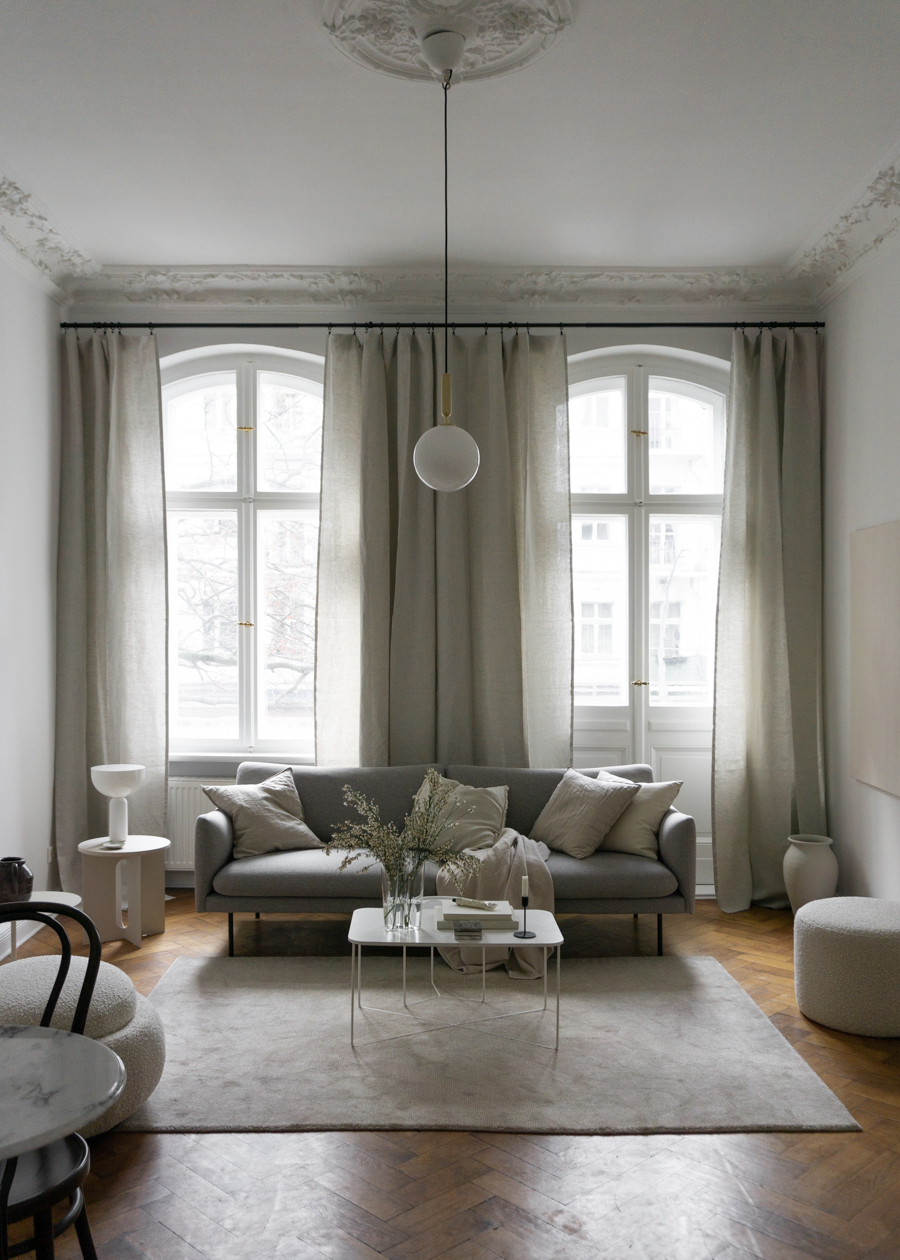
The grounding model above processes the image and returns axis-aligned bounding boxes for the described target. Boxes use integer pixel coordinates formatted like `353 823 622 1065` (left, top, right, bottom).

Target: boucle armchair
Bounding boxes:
0 953 165 1135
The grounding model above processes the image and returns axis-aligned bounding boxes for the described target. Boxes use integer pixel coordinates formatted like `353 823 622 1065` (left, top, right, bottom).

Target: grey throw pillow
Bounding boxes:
204 768 323 861
597 773 683 861
414 774 508 853
530 769 640 859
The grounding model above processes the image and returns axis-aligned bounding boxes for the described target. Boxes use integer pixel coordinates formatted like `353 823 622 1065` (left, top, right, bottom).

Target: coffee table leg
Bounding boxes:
350 943 355 1047
358 947 363 1008
555 944 561 1051
402 946 407 1009
482 947 486 1002
543 948 548 1011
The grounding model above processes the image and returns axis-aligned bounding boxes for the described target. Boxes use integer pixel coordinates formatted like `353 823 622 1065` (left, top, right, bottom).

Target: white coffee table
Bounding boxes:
77 836 170 947
4 891 83 961
348 904 563 1050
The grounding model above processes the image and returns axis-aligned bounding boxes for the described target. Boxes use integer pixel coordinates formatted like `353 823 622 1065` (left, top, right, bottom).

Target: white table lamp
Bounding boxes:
90 764 145 849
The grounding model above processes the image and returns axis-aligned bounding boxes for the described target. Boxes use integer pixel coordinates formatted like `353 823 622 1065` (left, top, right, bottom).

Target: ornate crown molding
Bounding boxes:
789 159 900 301
8 140 898 313
322 0 574 82
0 176 96 290
66 262 819 310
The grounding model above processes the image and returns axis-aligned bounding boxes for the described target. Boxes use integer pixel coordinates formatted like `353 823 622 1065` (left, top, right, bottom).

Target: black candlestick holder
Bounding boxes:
514 895 536 939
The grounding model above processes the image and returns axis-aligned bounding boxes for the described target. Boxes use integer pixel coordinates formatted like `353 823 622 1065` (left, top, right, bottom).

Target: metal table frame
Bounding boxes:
349 906 562 1051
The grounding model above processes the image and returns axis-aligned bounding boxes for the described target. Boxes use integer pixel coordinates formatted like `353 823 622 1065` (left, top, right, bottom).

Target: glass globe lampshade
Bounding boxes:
413 424 480 491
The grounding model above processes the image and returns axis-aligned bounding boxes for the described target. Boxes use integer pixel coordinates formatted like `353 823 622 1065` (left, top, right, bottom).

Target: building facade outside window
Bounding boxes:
160 347 324 761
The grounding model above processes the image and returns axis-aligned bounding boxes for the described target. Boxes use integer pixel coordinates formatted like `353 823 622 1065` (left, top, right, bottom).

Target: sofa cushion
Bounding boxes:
531 769 640 859
447 765 654 836
204 768 324 860
598 776 683 861
414 774 508 852
0 955 136 1039
213 849 443 899
545 850 679 900
235 763 438 841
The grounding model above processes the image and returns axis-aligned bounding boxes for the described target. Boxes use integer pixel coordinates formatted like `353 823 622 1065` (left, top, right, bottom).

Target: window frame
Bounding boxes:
160 347 324 760
568 348 728 720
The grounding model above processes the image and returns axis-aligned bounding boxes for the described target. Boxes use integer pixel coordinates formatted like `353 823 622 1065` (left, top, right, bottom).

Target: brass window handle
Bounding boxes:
237 621 255 627
631 680 648 686
630 429 648 436
237 426 255 431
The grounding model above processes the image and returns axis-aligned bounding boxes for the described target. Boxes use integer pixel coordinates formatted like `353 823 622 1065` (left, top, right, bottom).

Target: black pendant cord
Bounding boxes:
443 71 451 375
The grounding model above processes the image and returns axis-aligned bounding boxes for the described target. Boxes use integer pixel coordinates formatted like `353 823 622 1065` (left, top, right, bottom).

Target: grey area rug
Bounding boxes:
120 955 859 1135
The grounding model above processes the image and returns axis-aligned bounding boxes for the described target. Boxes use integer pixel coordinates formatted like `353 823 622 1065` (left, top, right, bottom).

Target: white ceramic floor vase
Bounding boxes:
783 834 839 915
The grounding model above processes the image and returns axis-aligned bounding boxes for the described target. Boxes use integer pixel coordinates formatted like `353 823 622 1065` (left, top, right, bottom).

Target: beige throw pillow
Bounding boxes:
203 768 323 861
530 769 640 860
414 775 508 853
597 773 683 861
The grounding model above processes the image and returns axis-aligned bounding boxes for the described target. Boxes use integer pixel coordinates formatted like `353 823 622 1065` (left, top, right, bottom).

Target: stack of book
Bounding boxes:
452 919 484 942
437 898 518 933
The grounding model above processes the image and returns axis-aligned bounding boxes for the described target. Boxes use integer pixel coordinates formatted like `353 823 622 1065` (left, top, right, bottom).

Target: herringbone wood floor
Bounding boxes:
12 894 900 1260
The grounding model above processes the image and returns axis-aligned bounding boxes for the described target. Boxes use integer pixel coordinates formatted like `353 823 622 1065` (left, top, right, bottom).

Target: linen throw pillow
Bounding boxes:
597 773 683 861
530 769 640 860
414 775 508 853
203 768 324 861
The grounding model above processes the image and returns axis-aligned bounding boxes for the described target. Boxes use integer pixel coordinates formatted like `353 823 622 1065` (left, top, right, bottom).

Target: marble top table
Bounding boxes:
0 1026 126 1160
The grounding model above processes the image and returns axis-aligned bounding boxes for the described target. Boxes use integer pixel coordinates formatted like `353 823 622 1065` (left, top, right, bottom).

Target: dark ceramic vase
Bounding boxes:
0 856 34 902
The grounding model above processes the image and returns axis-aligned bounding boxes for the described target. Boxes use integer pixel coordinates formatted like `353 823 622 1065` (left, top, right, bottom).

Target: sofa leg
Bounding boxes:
255 912 260 920
633 913 638 921
228 913 234 956
657 914 663 956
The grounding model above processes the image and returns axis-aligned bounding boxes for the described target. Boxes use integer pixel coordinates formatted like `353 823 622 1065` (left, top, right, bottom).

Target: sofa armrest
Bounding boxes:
194 810 234 911
657 809 696 914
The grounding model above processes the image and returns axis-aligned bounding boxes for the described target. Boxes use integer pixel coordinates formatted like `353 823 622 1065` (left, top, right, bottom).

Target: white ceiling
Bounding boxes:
2 0 900 271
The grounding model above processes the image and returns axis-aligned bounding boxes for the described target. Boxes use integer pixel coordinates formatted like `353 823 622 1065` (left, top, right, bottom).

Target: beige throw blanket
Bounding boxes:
435 829 554 979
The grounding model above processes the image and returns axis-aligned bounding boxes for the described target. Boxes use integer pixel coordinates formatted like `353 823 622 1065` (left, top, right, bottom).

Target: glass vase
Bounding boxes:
382 858 425 933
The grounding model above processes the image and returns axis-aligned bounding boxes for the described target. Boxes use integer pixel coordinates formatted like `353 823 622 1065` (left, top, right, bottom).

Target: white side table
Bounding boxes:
77 836 170 947
4 891 83 961
348 905 563 1050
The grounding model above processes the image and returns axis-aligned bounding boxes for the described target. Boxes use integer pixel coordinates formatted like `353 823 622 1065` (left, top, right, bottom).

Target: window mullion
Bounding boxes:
236 362 256 752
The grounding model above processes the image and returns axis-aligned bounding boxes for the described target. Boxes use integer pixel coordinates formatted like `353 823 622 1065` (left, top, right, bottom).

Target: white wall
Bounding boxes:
0 253 60 901
824 240 900 898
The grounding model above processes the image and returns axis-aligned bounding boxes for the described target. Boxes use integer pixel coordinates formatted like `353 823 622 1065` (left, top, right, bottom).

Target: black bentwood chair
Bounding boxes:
0 902 103 1260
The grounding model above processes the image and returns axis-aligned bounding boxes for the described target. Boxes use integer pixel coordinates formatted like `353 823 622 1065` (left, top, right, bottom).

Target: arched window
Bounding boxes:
568 346 728 890
160 346 324 758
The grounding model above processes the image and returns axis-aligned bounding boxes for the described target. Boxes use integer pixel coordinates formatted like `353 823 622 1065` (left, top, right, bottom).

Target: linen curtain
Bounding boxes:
54 331 168 892
316 329 572 769
712 328 826 911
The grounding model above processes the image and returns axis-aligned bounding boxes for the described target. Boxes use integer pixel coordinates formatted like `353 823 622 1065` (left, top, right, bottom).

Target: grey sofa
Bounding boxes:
195 762 696 955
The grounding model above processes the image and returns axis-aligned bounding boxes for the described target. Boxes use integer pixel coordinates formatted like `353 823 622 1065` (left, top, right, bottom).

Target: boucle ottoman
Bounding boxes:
0 954 165 1134
794 897 900 1037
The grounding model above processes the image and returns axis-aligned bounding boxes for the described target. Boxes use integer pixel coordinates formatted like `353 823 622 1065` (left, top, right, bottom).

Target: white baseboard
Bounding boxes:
0 919 44 962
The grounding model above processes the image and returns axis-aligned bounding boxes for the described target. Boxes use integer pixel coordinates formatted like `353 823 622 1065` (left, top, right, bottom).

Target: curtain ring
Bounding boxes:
560 323 564 336
484 323 489 336
327 324 332 335
148 322 154 335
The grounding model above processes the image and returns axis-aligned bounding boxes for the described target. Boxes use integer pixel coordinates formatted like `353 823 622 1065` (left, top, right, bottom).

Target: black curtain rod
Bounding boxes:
60 320 823 331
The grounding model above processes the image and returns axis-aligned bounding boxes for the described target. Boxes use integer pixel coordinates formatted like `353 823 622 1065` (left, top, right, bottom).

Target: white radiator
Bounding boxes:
167 778 233 869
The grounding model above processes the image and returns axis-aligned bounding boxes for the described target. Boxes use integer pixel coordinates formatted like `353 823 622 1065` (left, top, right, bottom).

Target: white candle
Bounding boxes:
521 875 529 897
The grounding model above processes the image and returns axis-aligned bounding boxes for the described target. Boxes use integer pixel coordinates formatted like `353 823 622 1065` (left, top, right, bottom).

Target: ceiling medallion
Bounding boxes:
323 0 575 82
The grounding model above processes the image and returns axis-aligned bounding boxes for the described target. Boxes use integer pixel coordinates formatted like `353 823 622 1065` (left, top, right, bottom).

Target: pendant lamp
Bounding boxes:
413 31 480 493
